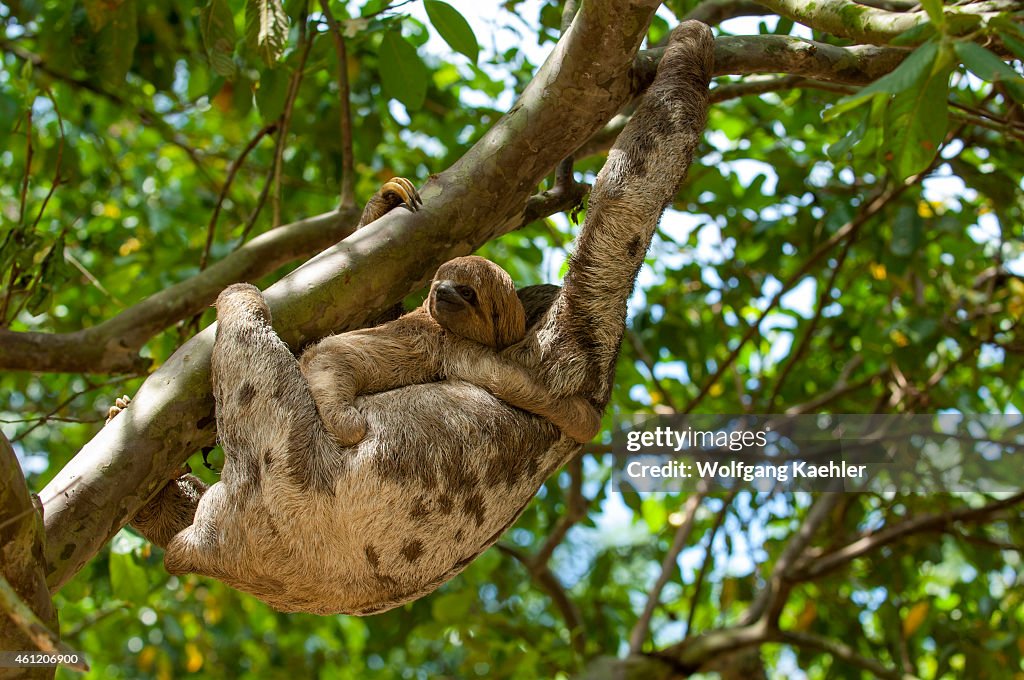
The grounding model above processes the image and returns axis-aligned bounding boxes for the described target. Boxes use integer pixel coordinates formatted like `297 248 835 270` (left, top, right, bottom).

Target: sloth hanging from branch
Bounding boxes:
62 20 714 614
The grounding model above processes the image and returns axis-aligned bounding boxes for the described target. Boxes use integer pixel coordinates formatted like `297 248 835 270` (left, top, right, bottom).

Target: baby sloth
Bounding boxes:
300 255 599 446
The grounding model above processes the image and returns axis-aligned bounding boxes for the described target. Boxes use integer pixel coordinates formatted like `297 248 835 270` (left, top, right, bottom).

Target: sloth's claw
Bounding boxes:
105 394 132 424
379 177 422 212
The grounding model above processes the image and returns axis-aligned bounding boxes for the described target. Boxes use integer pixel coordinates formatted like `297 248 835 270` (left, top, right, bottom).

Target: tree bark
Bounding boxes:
0 433 57 680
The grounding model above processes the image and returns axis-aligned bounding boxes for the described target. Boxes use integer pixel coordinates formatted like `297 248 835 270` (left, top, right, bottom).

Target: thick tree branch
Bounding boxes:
0 182 588 375
40 0 665 593
0 432 63 675
755 0 1022 44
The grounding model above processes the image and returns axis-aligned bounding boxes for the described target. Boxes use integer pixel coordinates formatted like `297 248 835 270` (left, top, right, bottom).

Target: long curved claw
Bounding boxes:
380 177 422 212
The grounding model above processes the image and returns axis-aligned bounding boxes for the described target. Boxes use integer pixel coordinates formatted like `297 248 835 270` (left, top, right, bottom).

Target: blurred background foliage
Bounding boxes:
1 0 1022 677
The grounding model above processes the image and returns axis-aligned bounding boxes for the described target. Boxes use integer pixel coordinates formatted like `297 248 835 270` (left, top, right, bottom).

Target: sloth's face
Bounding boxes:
429 256 526 349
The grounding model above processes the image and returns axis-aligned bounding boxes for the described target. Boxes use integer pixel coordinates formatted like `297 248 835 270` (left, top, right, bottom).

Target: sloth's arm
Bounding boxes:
442 346 601 444
299 313 441 445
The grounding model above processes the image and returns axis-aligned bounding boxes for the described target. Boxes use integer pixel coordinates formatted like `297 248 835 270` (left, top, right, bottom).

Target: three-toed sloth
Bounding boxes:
122 20 715 616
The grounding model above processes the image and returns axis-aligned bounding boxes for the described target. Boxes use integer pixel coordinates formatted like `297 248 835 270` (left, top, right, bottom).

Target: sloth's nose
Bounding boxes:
435 281 476 306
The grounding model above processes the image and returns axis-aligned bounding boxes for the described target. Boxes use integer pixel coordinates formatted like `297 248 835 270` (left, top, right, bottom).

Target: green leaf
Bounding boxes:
245 0 289 67
424 0 479 63
88 0 138 84
954 41 1024 105
1000 32 1024 62
824 40 939 121
883 44 953 180
201 0 238 79
255 66 288 122
378 31 429 111
891 21 936 47
827 108 870 159
920 0 945 28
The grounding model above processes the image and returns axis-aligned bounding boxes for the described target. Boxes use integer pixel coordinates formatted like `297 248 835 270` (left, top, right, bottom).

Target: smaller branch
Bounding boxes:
635 37 911 88
780 630 919 680
790 492 1024 581
534 455 586 566
742 492 844 627
629 485 709 654
766 236 856 411
9 377 126 443
497 544 586 659
29 87 66 233
199 122 278 271
626 329 680 412
0 574 88 671
682 0 770 25
755 0 1021 45
18 109 33 226
784 359 881 415
272 19 314 228
685 490 736 637
318 0 356 208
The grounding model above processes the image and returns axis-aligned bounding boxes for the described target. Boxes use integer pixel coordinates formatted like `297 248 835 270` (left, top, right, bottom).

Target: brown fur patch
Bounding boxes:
401 539 424 563
236 381 256 407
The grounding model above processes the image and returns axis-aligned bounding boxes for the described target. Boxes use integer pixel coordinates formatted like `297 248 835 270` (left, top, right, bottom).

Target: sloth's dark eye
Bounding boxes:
455 285 478 305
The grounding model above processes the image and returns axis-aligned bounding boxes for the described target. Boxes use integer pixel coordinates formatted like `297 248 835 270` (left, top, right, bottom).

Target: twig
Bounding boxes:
741 492 844 626
360 0 416 20
790 492 1024 581
685 490 737 637
271 18 314 229
18 109 33 226
497 544 586 658
0 573 89 671
626 329 680 411
199 123 278 271
9 377 127 443
318 0 356 209
629 483 709 654
64 244 122 304
62 601 129 638
779 630 919 680
766 234 857 411
29 87 65 233
534 455 586 565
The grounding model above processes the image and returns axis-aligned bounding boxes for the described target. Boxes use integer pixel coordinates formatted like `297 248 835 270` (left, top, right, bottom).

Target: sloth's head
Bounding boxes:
428 256 526 349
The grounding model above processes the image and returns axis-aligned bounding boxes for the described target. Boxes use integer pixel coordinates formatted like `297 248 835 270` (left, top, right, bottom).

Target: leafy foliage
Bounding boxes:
0 0 1022 678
